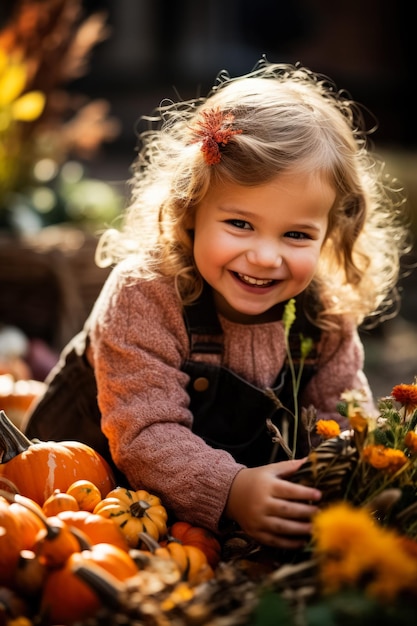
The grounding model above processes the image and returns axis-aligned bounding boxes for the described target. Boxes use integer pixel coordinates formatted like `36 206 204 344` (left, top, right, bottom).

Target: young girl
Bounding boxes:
24 59 409 549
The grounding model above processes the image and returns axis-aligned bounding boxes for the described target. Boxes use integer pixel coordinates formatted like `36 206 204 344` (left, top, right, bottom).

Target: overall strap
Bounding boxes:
183 282 223 358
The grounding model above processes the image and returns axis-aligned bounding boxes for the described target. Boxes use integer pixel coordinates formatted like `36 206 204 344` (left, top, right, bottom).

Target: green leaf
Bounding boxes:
372 428 390 446
252 590 294 625
306 590 381 626
336 401 348 417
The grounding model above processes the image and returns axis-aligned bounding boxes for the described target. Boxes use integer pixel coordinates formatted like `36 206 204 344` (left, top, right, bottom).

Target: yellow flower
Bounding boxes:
362 445 408 473
0 50 45 130
348 408 368 433
312 502 417 600
11 90 45 122
313 501 376 559
405 431 417 454
316 419 341 439
0 59 26 105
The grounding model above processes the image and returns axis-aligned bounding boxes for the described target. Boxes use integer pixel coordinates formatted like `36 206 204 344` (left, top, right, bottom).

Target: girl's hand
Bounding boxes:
225 458 321 549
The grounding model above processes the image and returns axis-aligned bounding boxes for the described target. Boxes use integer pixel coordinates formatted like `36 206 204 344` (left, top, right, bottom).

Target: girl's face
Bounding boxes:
192 170 336 323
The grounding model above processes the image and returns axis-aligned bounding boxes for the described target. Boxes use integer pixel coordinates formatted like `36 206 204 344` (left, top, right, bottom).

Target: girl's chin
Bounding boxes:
217 298 285 324
213 285 288 322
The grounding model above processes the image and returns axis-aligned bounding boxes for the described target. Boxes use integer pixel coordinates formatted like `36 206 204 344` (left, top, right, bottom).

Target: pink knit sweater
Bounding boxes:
86 262 374 532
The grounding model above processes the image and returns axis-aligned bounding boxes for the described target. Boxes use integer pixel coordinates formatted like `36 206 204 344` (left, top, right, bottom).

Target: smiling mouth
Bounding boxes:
235 272 276 287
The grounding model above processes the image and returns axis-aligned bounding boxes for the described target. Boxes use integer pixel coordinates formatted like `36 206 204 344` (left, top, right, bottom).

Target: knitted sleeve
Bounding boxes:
87 268 244 532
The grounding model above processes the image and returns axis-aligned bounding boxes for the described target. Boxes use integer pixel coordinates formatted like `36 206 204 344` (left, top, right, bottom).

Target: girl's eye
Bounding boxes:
285 231 310 240
227 219 252 230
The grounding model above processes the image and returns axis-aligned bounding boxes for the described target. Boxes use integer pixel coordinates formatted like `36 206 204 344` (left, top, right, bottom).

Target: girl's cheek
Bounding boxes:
290 250 321 275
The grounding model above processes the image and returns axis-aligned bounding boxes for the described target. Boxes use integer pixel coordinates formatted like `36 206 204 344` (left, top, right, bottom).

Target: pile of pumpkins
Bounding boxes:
0 410 222 625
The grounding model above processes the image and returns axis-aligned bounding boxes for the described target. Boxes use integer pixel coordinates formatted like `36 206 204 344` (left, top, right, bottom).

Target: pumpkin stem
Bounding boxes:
72 562 125 611
166 534 183 545
0 476 20 494
0 410 33 462
130 499 151 518
137 531 160 553
68 525 93 551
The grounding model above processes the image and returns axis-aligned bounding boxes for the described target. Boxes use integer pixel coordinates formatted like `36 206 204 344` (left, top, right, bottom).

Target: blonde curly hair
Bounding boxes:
96 59 410 329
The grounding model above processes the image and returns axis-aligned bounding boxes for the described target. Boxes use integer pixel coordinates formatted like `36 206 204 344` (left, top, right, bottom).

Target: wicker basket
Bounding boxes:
0 225 112 351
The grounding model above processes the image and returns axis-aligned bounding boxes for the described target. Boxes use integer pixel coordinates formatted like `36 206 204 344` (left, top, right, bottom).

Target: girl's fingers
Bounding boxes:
270 477 322 503
269 498 319 521
271 458 307 477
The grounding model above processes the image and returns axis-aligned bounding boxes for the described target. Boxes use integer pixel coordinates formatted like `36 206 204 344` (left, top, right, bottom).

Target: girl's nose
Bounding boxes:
246 242 283 268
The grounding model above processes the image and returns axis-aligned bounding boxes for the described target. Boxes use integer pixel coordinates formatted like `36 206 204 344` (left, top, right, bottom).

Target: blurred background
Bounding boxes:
0 0 416 412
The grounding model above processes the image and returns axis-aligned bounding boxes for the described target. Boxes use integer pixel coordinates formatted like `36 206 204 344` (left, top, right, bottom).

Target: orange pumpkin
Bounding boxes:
0 410 116 505
57 510 130 551
0 374 46 430
0 497 24 585
34 515 91 569
93 487 168 548
168 521 222 568
9 498 45 550
40 543 138 624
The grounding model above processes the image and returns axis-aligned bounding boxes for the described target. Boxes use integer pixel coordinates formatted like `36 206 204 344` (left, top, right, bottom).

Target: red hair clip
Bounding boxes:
193 107 242 165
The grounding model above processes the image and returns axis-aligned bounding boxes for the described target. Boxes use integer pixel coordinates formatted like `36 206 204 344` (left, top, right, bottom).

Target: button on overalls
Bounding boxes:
23 284 320 486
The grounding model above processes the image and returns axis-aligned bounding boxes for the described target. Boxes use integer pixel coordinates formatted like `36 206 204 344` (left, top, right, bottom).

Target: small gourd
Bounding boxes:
167 521 222 568
66 479 102 512
42 489 79 516
93 487 168 548
139 531 214 585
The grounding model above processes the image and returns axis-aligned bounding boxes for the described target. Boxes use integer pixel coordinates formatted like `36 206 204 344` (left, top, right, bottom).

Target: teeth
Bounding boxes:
238 273 273 286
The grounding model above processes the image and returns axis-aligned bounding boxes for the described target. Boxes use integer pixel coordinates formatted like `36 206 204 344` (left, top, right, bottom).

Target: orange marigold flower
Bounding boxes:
404 431 417 454
384 448 409 472
391 383 417 409
362 445 408 473
316 419 341 439
363 445 390 469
